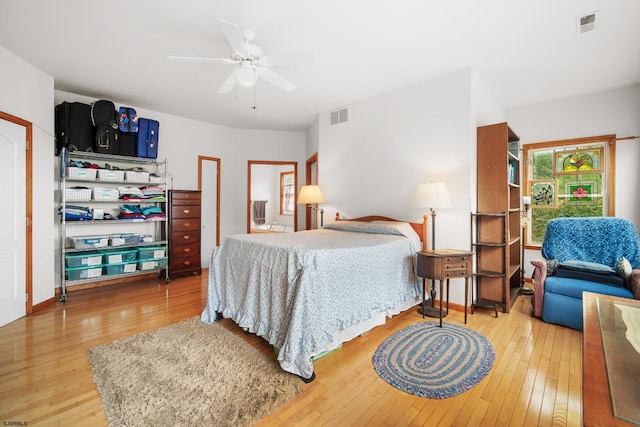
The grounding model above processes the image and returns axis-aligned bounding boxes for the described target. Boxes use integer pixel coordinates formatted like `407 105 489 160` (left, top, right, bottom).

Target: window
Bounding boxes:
280 172 295 215
523 135 616 246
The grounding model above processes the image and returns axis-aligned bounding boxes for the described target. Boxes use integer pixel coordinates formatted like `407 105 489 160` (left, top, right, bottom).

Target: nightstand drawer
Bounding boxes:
443 261 469 271
444 270 468 278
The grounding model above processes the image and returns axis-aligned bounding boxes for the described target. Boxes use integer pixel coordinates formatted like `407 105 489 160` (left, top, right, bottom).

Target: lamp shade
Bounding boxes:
297 185 325 204
413 182 452 209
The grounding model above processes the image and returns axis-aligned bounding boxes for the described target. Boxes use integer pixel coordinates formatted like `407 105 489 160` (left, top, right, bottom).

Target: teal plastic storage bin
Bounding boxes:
138 246 166 260
65 251 102 268
101 249 138 265
66 265 103 281
104 261 138 276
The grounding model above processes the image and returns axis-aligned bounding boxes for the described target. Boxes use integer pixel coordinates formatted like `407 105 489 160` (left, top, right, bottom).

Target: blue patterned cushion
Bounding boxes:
541 217 640 269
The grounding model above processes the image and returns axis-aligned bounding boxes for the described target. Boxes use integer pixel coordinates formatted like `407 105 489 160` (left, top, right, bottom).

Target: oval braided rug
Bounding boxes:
372 322 495 399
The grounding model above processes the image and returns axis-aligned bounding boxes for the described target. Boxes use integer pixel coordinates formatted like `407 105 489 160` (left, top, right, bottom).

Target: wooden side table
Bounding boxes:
416 249 473 327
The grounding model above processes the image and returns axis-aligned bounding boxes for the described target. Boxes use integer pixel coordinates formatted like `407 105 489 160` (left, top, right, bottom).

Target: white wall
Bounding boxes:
507 84 640 271
0 46 56 306
317 68 506 306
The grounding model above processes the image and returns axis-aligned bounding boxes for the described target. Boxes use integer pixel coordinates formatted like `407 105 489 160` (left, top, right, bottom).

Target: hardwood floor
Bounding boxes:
0 272 582 426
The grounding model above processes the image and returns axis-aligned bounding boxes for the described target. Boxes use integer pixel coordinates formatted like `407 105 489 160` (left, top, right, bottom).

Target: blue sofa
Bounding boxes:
531 217 640 330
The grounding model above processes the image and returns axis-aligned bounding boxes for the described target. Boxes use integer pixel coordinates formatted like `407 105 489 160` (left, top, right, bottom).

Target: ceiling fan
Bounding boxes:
167 20 315 94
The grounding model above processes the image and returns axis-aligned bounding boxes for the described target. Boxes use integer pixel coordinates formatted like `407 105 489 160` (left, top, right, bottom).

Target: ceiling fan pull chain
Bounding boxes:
252 84 257 110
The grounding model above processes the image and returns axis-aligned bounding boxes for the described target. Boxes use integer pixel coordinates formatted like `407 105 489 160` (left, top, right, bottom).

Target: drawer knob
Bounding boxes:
183 209 190 214
183 235 190 240
184 260 191 265
183 222 190 227
183 248 190 253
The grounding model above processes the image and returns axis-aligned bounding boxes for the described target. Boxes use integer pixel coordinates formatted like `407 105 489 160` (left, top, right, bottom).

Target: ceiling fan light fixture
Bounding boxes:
235 62 258 87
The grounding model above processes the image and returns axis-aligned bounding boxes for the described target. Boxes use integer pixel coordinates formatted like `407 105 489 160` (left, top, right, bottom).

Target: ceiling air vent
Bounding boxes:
577 11 597 34
330 107 349 126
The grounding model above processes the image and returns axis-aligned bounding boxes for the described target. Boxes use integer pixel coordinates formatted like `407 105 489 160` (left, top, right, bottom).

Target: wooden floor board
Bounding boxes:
0 272 583 426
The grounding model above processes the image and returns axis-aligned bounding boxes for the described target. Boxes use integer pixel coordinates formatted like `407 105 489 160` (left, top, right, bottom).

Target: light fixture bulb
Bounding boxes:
235 62 257 87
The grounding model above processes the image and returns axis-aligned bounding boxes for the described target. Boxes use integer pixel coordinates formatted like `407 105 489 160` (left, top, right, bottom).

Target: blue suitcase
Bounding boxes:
136 118 159 159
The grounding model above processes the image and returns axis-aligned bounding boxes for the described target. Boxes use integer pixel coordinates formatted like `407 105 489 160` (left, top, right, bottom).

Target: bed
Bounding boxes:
200 214 427 380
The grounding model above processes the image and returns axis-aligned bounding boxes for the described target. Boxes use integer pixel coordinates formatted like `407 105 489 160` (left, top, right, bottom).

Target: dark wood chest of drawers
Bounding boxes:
167 190 202 280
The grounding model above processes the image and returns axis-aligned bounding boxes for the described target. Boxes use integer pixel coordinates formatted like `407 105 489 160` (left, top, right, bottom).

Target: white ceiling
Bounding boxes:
1 0 639 132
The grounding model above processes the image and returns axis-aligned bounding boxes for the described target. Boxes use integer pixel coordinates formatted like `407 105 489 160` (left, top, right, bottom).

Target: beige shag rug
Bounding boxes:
88 317 303 426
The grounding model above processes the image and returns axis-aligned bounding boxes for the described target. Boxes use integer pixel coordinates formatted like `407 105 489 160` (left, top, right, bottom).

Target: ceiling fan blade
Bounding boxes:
258 67 296 92
217 73 236 94
167 55 237 65
218 20 248 56
262 53 316 67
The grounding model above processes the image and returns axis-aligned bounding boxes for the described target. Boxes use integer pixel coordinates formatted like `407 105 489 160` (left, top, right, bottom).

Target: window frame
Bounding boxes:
522 134 616 248
280 171 295 215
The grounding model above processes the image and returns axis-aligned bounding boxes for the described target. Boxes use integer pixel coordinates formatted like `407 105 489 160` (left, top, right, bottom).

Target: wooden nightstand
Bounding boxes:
416 249 473 327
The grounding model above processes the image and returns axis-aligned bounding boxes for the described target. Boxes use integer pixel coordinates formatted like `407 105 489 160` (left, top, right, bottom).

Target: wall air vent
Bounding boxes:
330 107 349 126
577 11 597 34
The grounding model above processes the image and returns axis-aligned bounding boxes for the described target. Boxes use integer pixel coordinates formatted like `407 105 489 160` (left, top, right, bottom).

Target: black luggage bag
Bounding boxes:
91 100 119 154
54 102 94 155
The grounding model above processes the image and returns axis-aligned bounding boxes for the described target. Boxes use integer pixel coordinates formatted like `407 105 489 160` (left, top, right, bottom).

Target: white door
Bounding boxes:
0 117 26 327
201 159 219 268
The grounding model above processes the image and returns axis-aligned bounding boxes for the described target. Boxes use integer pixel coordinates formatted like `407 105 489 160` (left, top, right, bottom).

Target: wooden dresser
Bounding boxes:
167 190 202 280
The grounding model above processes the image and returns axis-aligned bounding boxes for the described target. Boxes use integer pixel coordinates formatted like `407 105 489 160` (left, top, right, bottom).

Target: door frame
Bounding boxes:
0 111 32 315
247 160 298 233
197 156 221 248
304 153 319 230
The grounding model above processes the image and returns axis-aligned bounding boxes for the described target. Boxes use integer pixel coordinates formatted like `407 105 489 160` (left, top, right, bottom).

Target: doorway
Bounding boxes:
304 153 319 230
247 160 298 233
0 111 32 327
198 156 220 270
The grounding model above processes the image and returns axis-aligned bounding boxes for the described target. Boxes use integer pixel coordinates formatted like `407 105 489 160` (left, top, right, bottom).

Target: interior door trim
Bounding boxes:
0 110 32 315
197 155 221 248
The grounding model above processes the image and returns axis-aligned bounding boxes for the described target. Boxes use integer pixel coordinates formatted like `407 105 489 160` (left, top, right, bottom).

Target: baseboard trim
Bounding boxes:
32 297 56 313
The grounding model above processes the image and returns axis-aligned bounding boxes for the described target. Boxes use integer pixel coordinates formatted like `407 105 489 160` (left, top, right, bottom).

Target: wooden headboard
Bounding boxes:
335 213 428 251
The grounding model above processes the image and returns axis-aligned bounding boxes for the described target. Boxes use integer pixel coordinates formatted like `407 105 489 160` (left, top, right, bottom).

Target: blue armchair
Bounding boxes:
531 217 640 330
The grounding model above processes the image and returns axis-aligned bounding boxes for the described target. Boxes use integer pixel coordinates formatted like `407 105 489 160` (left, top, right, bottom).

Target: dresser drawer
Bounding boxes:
171 205 200 219
171 242 201 258
171 231 201 245
170 256 200 272
171 191 201 205
171 218 201 232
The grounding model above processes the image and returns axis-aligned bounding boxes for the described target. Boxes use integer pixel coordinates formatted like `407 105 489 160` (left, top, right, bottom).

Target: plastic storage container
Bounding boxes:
137 246 166 260
93 187 119 201
104 261 138 275
109 233 140 247
65 188 92 201
68 235 109 249
101 248 138 265
67 167 97 180
97 169 125 181
66 265 103 281
125 171 149 183
137 257 167 271
65 251 103 268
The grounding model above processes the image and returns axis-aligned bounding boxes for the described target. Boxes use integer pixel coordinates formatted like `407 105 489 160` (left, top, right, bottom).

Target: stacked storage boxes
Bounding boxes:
65 252 103 280
65 234 166 281
137 246 167 271
102 248 138 275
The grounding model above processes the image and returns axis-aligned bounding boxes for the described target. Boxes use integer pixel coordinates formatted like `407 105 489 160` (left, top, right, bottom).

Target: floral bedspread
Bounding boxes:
201 221 421 379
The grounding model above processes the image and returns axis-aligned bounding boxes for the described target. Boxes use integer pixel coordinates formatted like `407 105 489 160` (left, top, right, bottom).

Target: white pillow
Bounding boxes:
616 256 632 285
